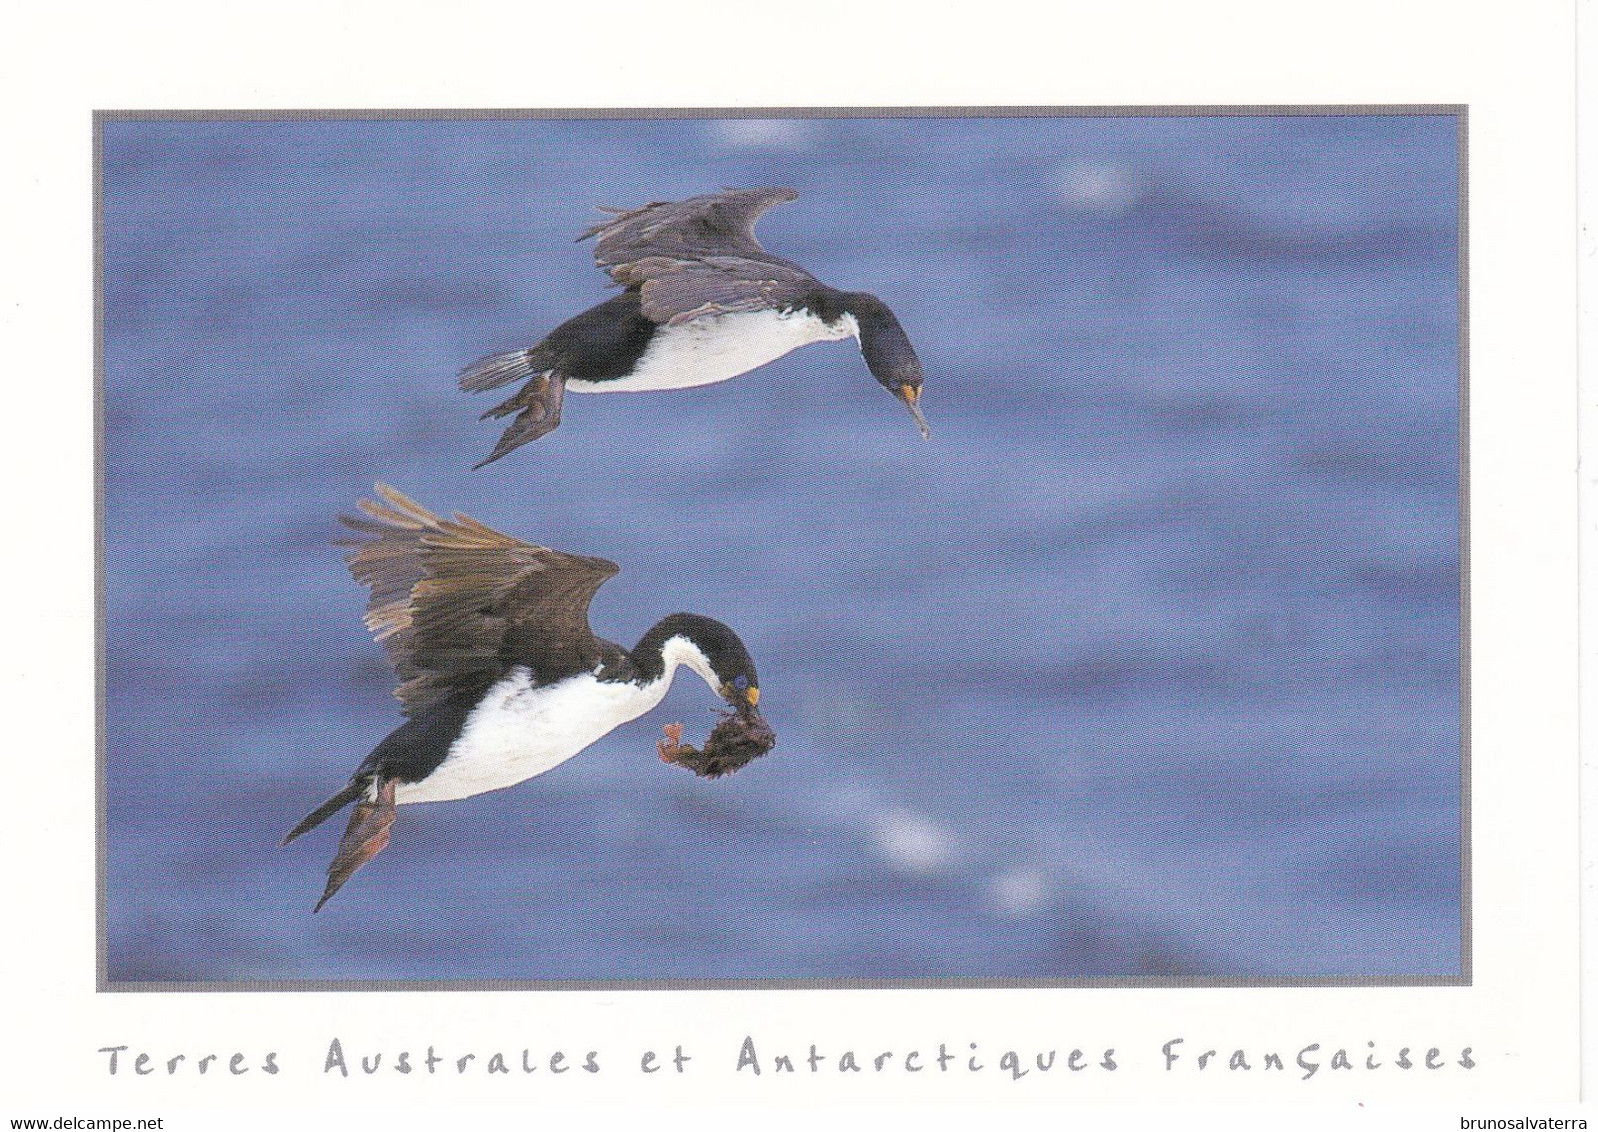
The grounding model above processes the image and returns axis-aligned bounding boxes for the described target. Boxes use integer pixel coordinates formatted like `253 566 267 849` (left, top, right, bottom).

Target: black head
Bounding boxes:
632 613 761 708
837 291 930 439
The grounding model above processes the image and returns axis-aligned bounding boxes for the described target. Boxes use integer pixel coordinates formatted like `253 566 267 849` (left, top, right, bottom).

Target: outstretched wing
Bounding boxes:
340 484 620 714
626 255 820 326
579 186 808 284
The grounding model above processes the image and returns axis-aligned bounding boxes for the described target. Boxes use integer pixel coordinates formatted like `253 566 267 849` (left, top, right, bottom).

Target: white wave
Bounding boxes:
706 119 815 152
870 805 958 875
1056 163 1142 215
989 865 1054 917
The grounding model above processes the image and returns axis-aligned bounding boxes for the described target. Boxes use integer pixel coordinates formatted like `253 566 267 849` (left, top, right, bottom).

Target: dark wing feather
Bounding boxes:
578 187 806 284
340 484 620 714
628 256 819 326
577 188 822 327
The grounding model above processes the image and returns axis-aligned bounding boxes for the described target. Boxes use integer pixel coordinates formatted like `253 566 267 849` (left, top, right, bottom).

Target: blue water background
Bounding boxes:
102 115 1461 981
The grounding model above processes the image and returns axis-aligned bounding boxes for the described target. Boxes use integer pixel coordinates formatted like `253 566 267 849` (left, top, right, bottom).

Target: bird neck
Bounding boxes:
627 615 724 694
795 286 859 337
838 291 920 390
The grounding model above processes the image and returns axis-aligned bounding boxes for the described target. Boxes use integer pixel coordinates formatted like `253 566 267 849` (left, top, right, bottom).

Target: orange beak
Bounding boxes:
897 384 931 439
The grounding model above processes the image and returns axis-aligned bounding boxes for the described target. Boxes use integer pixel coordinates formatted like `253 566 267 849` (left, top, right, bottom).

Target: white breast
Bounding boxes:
394 667 669 805
566 309 858 394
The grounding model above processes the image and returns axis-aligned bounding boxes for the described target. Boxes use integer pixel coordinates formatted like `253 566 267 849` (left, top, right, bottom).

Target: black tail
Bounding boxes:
458 347 548 393
280 780 366 847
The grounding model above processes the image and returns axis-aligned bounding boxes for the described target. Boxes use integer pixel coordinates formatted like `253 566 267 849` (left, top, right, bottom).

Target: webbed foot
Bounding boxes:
314 777 397 912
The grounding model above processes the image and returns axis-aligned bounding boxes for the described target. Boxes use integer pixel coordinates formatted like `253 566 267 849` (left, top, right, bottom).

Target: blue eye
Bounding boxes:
734 675 748 690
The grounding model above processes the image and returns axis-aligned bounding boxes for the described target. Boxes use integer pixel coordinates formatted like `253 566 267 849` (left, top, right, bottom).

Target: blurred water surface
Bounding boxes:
102 115 1460 981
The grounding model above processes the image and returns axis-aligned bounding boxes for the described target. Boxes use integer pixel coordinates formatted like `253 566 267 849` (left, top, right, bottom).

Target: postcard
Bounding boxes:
0 1 1583 1125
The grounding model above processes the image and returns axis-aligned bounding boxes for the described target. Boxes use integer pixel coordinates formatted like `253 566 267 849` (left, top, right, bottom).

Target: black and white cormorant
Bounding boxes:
460 186 929 466
281 484 773 911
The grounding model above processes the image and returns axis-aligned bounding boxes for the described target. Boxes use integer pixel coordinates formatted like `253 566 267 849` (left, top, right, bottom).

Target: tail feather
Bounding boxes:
458 347 548 393
280 780 365 847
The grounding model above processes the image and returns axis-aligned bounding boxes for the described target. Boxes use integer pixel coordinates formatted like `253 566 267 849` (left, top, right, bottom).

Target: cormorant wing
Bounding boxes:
579 188 823 326
579 186 805 282
339 484 620 713
628 255 820 326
